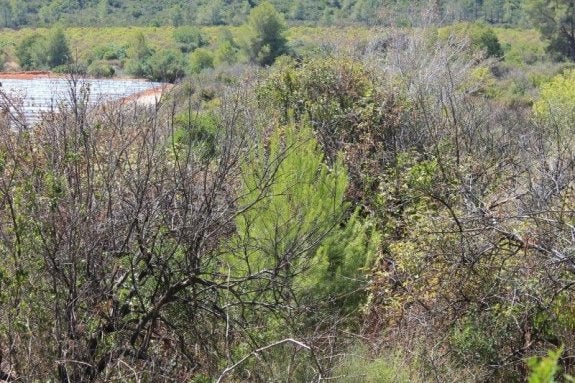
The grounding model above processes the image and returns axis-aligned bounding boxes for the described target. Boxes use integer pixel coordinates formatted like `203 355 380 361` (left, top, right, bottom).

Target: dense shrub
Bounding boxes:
87 60 115 78
189 48 214 74
439 22 504 58
173 26 207 53
147 48 186 82
242 2 287 66
16 34 46 70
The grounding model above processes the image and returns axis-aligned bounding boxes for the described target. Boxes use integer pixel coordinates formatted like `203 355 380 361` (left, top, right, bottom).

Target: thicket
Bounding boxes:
1 17 575 381
3 1 575 382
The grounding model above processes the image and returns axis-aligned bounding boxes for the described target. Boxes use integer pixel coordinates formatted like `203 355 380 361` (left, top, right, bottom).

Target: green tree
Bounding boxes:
124 32 153 77
129 31 152 61
483 0 505 23
10 0 28 26
527 0 575 60
46 27 71 68
533 69 575 129
170 5 184 26
298 209 380 318
86 60 115 77
15 28 72 70
215 41 238 66
242 1 287 66
503 0 524 24
233 122 348 283
439 22 503 58
351 0 382 25
290 0 306 20
16 34 46 70
214 29 239 66
189 47 214 73
527 347 563 383
147 48 186 82
173 26 207 53
0 0 13 28
196 0 224 25
97 0 109 24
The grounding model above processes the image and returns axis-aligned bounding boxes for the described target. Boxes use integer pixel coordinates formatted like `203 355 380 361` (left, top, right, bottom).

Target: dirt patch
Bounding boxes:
0 71 60 80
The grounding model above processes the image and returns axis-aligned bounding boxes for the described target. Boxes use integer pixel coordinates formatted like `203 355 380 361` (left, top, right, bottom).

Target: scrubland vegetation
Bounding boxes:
2 0 575 382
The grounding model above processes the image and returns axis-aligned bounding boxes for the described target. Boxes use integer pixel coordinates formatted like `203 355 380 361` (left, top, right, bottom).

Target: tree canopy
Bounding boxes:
526 0 575 60
243 1 288 66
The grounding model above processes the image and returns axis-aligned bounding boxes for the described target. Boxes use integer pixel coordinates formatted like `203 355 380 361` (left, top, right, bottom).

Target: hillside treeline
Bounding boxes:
3 0 575 84
1 5 575 379
0 0 534 28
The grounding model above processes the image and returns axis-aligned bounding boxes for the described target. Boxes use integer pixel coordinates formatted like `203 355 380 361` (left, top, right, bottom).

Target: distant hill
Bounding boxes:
0 0 527 29
1 0 341 28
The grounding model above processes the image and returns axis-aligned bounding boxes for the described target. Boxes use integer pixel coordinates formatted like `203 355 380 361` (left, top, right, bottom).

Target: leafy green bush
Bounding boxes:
87 60 115 78
214 29 239 66
124 32 158 79
533 69 575 127
16 34 46 70
527 347 563 383
91 43 127 60
189 48 214 74
123 57 150 78
46 27 71 68
297 209 379 318
126 31 153 61
439 22 504 58
214 40 238 66
450 316 499 366
495 28 547 65
173 26 207 53
232 122 348 279
196 0 224 25
171 111 218 160
15 28 71 70
147 48 186 82
257 55 396 206
242 1 287 66
51 63 86 74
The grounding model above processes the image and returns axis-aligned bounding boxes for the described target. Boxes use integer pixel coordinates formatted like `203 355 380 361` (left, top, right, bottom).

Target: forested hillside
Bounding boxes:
2 0 575 382
0 0 527 28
